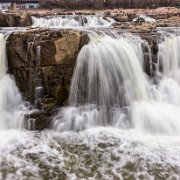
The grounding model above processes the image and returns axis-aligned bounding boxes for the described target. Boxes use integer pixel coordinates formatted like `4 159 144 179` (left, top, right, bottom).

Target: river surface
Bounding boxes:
1 128 180 180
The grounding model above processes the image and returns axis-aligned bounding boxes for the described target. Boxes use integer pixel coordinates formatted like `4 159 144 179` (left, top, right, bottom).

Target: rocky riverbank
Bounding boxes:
0 7 180 27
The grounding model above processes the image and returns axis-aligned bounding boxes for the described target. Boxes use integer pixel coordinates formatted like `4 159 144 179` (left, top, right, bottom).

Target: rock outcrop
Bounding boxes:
7 29 89 111
0 12 32 27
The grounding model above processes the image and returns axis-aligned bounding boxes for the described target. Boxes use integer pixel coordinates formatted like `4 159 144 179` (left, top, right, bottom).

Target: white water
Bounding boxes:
53 34 149 131
131 33 180 135
133 14 156 23
1 22 180 179
0 34 7 79
158 34 180 80
1 128 180 179
0 33 27 129
31 15 115 28
52 30 180 137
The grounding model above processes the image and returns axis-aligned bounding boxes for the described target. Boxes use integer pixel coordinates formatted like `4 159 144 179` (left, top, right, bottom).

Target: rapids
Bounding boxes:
31 15 115 28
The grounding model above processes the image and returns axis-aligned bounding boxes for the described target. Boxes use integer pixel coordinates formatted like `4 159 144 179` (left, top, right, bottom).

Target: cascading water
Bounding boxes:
34 45 43 110
31 15 115 28
0 33 26 129
0 34 7 79
132 32 180 135
52 30 180 136
1 14 180 178
53 33 151 131
158 33 180 80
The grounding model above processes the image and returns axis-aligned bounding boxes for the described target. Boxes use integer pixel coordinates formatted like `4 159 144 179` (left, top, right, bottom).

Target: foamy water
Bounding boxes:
1 22 180 179
31 15 115 28
0 128 180 179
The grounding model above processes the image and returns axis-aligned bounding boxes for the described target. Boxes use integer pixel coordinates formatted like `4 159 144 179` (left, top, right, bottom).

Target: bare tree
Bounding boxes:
40 0 177 9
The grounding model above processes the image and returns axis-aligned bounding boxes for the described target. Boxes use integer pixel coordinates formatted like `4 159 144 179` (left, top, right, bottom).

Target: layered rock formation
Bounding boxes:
7 29 88 107
6 29 89 129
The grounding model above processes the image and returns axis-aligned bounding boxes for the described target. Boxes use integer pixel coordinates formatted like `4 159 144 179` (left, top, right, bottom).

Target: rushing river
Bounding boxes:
0 16 180 179
1 128 180 179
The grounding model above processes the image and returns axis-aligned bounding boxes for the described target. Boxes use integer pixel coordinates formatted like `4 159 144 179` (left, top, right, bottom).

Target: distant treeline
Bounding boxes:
40 0 178 9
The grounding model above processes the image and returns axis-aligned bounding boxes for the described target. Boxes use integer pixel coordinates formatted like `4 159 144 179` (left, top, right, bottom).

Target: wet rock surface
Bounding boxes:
7 29 89 124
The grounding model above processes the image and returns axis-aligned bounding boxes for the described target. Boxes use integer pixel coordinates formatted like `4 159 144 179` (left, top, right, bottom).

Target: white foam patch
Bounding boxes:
133 15 156 23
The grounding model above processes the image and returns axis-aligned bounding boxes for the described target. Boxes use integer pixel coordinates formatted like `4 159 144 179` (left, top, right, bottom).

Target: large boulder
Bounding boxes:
7 29 89 112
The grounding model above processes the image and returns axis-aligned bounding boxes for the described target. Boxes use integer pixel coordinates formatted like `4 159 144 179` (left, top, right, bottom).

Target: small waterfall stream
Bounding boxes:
0 34 7 79
34 45 43 110
0 33 27 130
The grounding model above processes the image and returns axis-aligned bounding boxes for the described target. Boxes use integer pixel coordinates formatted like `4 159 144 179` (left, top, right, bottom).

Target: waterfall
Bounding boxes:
69 35 149 104
0 33 27 130
0 34 7 79
31 15 115 28
34 45 43 110
132 32 180 135
158 34 180 80
52 33 150 131
1 18 180 179
52 30 180 135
